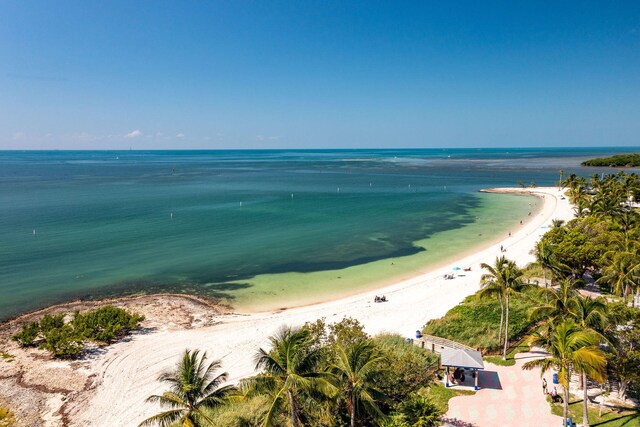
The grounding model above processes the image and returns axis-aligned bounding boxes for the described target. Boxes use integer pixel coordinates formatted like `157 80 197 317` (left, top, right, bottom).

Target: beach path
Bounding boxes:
444 349 564 427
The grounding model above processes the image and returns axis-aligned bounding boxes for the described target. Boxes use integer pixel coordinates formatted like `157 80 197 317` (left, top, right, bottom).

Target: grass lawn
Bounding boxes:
425 384 475 414
423 289 541 353
550 395 640 427
483 341 531 366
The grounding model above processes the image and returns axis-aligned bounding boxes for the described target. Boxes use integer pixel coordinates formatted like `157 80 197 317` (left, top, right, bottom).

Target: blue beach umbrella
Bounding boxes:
452 267 462 271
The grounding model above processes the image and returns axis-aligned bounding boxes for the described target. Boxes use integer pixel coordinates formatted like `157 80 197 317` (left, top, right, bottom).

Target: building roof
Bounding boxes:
440 348 484 370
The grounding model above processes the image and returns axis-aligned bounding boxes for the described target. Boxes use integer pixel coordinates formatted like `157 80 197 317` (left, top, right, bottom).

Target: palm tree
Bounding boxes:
597 252 637 302
248 326 335 427
140 349 236 427
535 240 554 297
523 321 606 427
529 278 579 325
330 340 387 427
478 256 508 348
570 296 609 427
480 257 528 359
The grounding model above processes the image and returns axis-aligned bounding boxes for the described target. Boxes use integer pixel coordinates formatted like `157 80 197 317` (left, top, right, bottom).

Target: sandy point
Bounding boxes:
1 187 573 426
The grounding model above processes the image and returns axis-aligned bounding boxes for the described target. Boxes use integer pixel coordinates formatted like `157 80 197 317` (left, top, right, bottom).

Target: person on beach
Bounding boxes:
542 378 547 395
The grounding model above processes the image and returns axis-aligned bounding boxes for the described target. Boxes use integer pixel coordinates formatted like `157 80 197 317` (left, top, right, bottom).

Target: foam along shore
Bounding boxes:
7 187 574 426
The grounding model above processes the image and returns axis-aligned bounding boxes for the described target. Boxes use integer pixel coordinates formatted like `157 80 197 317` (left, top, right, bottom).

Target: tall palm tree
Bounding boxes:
570 296 609 427
480 257 528 359
529 278 579 325
523 321 606 427
140 349 236 427
535 240 555 300
597 252 637 302
330 340 387 427
248 326 335 427
479 256 508 347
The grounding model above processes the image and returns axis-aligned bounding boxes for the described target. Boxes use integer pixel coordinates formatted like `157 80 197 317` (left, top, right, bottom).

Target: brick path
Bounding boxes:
444 350 564 427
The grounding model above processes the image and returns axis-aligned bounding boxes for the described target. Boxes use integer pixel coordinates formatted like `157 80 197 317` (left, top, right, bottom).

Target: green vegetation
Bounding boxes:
581 154 640 167
483 341 530 366
549 395 640 427
139 350 236 427
12 306 144 358
423 384 474 414
72 306 145 343
423 288 541 353
144 318 441 427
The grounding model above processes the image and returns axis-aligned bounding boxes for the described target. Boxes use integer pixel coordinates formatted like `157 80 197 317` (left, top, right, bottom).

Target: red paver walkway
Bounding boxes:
444 350 564 427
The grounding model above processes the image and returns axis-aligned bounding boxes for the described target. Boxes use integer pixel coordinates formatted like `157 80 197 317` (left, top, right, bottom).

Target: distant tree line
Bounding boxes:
581 154 640 167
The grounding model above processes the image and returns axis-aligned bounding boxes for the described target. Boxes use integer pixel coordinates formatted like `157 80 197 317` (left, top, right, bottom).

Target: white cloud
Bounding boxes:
256 135 281 141
125 129 142 138
176 133 185 138
12 131 25 140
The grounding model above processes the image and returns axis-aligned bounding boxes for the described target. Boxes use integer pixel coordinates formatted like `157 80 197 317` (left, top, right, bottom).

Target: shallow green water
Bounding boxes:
0 148 628 320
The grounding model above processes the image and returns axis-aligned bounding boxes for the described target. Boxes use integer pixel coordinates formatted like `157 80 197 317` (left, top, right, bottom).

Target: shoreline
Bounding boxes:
0 188 540 323
0 186 573 427
0 293 231 334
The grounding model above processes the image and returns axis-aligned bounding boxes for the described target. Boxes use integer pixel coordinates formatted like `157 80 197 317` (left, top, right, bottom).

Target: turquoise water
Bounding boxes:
0 148 636 320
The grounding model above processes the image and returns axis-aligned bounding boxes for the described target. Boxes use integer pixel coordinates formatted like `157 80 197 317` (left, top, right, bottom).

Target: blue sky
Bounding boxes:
1 1 639 149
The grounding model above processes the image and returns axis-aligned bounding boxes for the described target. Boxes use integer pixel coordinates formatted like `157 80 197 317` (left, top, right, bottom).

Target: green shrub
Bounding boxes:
396 393 442 427
39 324 83 358
39 314 65 334
71 306 144 343
208 395 283 426
10 306 143 357
373 334 439 406
12 321 40 346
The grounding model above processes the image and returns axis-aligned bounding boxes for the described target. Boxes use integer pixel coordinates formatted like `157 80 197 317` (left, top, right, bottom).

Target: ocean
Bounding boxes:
0 147 635 320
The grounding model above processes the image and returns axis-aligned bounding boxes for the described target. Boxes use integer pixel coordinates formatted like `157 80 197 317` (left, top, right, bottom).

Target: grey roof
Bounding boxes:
440 348 484 370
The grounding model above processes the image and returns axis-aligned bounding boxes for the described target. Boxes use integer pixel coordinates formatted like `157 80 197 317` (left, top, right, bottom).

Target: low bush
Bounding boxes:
11 306 143 358
40 324 84 357
11 321 39 347
72 306 144 343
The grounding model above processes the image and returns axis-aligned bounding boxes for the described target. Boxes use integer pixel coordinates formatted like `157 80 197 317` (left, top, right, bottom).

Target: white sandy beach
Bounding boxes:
56 187 573 426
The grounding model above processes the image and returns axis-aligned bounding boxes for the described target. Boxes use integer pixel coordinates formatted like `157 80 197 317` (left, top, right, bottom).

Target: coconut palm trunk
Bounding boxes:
583 372 590 427
288 390 296 427
498 295 504 345
350 393 356 427
502 294 510 360
563 368 571 425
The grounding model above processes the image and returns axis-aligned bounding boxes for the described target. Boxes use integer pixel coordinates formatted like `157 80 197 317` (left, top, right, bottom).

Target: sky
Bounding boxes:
0 1 639 150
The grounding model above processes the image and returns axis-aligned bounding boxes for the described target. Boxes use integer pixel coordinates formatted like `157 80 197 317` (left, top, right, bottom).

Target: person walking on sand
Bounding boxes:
542 378 547 395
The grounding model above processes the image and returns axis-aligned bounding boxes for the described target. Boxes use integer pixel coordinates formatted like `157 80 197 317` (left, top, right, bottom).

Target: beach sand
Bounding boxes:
0 187 574 426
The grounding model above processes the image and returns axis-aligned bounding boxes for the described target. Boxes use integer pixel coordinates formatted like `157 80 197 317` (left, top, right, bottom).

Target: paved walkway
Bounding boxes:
444 350 564 427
